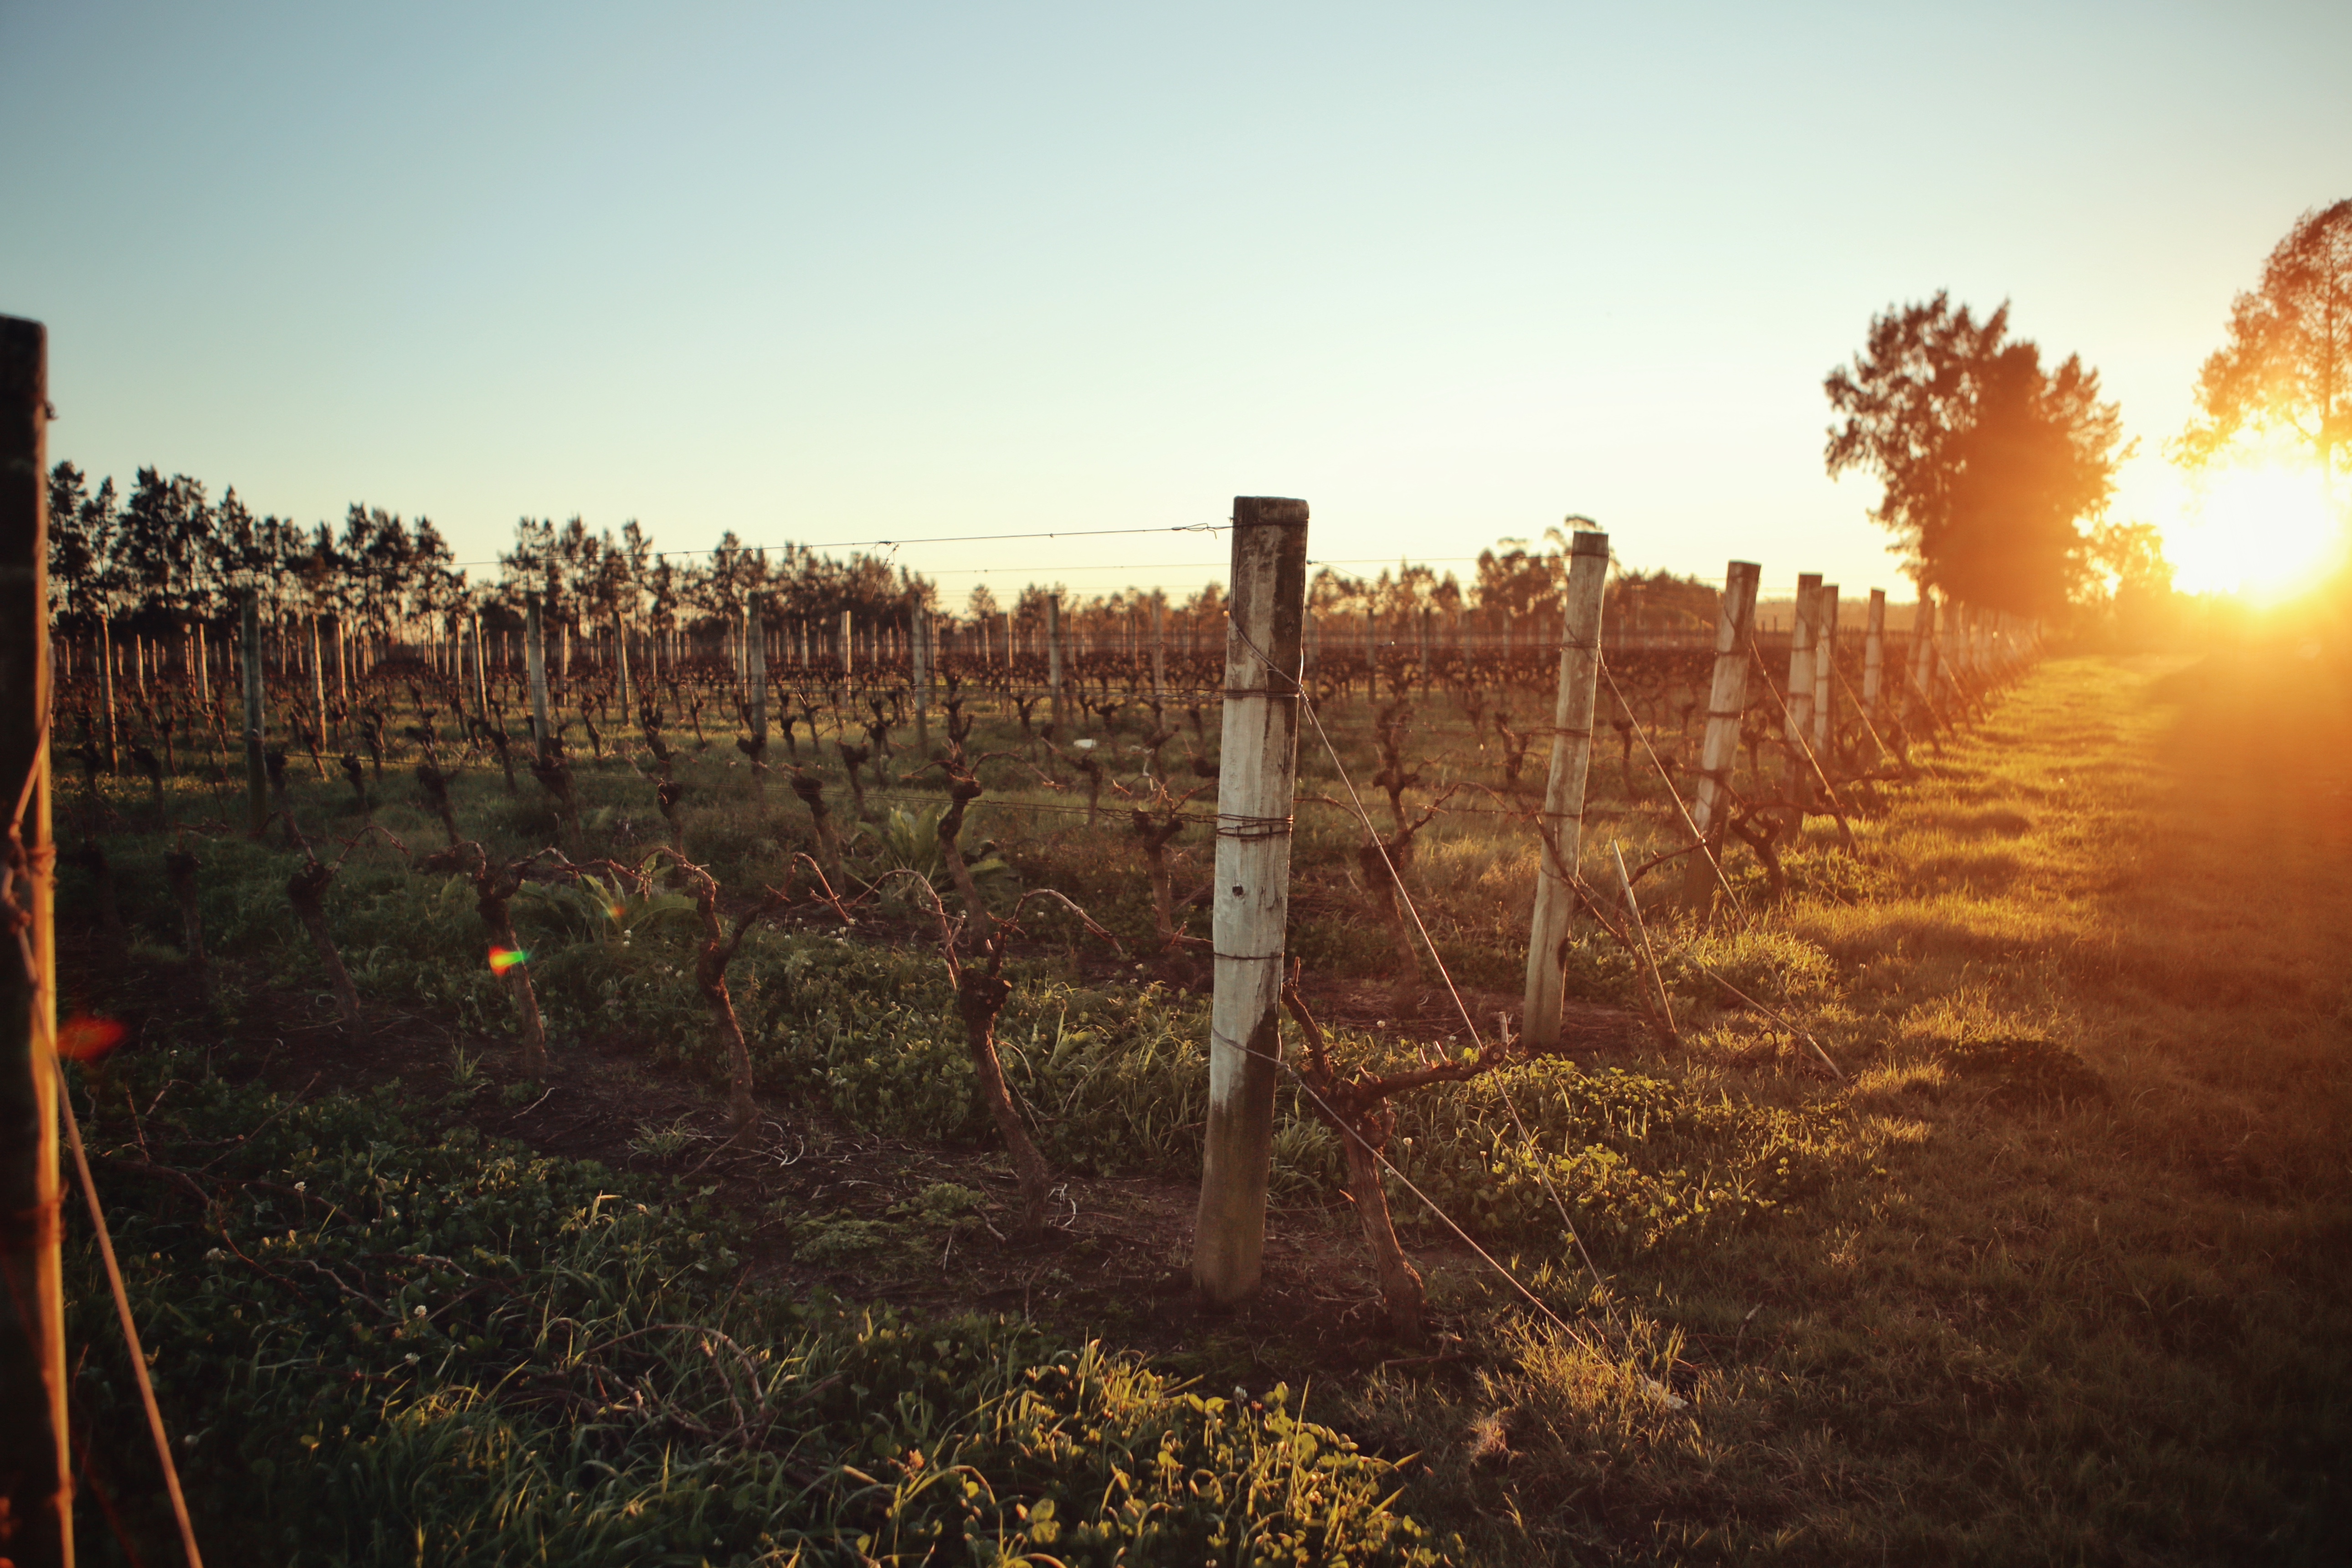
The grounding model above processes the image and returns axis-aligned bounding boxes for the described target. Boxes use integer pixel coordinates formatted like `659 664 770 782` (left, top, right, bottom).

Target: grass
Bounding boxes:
1334 650 2352 1563
47 644 2352 1563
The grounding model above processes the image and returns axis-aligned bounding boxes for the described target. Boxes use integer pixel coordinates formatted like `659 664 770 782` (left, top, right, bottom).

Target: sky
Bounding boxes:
3 0 2347 611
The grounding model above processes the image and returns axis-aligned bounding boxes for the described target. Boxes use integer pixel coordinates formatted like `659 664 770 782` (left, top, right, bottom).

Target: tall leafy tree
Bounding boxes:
2177 199 2352 493
45 463 119 626
1825 293 2126 616
115 468 215 623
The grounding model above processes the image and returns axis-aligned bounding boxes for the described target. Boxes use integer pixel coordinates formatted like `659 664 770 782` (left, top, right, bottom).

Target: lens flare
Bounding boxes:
57 1014 129 1062
488 946 531 974
2166 462 2346 600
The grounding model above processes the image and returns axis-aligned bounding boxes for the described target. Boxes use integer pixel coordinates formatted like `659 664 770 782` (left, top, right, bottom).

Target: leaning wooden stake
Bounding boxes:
1521 530 1610 1052
0 312 72 1568
1192 496 1309 1307
1681 561 1762 910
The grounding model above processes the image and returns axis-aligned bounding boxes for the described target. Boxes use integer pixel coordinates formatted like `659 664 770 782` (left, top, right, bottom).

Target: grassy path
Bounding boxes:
1359 651 2352 1564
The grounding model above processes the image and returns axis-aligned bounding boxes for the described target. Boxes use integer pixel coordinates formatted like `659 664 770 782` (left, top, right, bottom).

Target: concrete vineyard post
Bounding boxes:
1784 573 1820 799
241 593 268 836
1 313 72 1568
1192 496 1309 1308
1522 531 1610 1051
1862 589 1886 728
1681 560 1762 909
839 609 853 678
525 593 552 763
1047 593 1066 726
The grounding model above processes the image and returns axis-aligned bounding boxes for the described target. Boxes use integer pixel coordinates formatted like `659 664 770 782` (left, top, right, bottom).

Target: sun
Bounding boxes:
2164 462 2347 601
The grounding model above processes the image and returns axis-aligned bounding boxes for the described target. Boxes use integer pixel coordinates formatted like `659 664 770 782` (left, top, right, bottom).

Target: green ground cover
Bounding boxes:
51 648 2352 1563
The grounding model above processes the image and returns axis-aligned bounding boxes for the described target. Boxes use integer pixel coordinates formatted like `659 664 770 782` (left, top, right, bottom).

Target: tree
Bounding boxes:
2177 199 2352 493
1825 293 2127 616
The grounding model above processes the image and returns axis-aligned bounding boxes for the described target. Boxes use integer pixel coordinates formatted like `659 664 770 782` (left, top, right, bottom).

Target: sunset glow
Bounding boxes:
2164 463 2346 601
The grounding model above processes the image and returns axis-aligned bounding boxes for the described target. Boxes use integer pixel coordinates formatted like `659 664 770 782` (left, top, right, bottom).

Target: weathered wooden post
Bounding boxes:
909 595 931 756
1907 590 1936 720
1522 531 1610 1051
747 595 768 752
1192 496 1309 1307
1938 597 1963 706
1150 591 1166 702
613 610 633 716
1811 583 1838 761
470 612 490 715
241 592 269 835
1681 560 1762 909
524 592 553 762
1046 592 1066 727
1861 588 1886 728
1784 573 1820 800
1 313 72 1567
308 612 329 762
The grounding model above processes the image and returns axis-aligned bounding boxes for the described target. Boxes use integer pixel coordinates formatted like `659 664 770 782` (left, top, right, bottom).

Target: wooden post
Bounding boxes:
471 613 489 715
1681 560 1761 908
1150 591 1166 702
1811 583 1838 760
1861 589 1886 727
241 593 268 835
1047 593 1065 726
524 592 552 762
747 596 768 749
909 596 930 755
1784 573 1820 799
1363 608 1377 702
1938 597 1962 705
1522 531 1610 1051
614 612 632 716
1907 590 1936 721
1192 496 1309 1307
1 313 72 1568
98 609 118 771
309 613 329 757
838 608 853 678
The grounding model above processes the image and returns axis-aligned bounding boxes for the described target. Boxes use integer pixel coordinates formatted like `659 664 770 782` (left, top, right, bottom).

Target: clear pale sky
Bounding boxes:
4 1 2347 608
